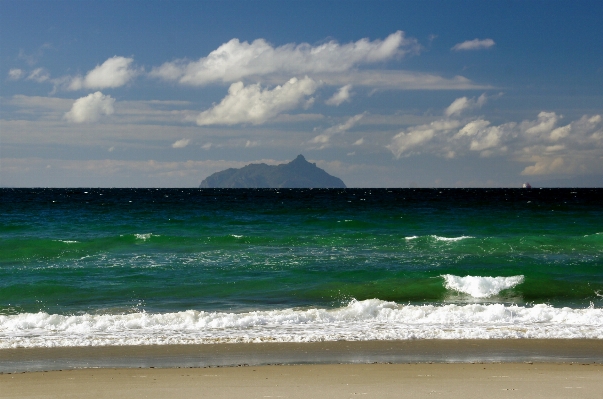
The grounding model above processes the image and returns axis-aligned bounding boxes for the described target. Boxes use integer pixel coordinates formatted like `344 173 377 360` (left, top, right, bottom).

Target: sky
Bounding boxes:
1 0 602 188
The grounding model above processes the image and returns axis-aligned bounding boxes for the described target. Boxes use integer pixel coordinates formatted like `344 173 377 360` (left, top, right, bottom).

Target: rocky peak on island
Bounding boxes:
199 155 346 188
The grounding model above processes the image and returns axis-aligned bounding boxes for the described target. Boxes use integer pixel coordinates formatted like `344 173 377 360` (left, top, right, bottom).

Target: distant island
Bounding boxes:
199 155 346 188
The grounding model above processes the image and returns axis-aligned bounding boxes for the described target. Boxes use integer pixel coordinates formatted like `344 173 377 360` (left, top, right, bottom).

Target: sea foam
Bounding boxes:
432 235 473 242
441 275 524 298
1 299 601 348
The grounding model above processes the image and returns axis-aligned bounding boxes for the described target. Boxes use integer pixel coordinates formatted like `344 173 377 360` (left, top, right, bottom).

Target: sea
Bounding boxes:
1 188 602 349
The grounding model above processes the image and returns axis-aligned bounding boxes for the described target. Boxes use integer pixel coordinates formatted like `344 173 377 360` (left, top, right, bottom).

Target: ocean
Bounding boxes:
1 188 602 348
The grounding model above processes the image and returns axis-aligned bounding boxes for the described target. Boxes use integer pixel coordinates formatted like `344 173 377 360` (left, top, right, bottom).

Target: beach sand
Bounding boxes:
1 363 602 399
1 340 602 398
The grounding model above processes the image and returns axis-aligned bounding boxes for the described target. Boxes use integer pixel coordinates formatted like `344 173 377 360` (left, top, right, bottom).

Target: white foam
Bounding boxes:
432 235 474 242
135 233 153 241
405 236 418 240
442 275 524 298
1 299 601 348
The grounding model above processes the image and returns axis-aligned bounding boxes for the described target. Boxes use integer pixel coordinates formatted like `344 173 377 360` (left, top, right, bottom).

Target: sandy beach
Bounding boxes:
2 362 602 399
1 340 602 398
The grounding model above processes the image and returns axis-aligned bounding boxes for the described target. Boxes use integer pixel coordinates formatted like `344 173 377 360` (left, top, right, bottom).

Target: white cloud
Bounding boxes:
353 138 365 146
150 31 418 86
452 38 495 51
67 56 139 90
445 93 487 117
196 77 318 125
387 96 603 176
27 68 50 83
64 91 115 123
309 134 330 145
520 156 567 175
387 119 462 158
201 143 212 150
326 84 353 106
171 138 190 148
8 69 24 80
523 111 559 136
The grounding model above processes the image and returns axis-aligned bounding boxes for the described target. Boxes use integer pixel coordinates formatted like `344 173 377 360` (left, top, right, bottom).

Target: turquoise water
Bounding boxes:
1 188 602 346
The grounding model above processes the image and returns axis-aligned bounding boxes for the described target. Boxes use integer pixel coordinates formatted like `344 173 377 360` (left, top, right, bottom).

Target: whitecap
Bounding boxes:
432 235 474 242
441 274 524 298
135 233 153 241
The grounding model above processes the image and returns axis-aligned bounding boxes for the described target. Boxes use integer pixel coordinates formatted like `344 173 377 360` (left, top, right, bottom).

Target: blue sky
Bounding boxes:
1 0 602 187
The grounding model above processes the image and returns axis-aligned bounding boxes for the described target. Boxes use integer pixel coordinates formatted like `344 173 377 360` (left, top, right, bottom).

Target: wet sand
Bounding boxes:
2 340 603 372
2 340 602 398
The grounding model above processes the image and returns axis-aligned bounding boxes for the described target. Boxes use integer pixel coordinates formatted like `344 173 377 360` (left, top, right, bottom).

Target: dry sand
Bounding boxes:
1 363 602 399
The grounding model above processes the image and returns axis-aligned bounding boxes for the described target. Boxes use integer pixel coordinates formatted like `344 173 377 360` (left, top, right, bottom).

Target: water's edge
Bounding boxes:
2 339 602 373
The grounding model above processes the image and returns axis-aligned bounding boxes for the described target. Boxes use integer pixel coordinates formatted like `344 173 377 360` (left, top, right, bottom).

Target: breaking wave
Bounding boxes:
442 275 525 298
1 299 601 348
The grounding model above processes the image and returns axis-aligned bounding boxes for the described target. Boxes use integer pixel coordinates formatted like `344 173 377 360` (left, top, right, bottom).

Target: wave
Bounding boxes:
432 235 474 242
1 299 601 348
441 275 525 298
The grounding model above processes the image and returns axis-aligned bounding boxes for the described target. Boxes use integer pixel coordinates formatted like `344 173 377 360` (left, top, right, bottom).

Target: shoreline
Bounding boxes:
2 339 603 373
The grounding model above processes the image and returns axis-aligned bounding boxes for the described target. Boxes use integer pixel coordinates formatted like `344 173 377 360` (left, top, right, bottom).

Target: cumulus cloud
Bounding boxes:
326 84 353 106
452 38 495 51
67 56 139 90
522 111 559 137
196 77 318 125
387 96 603 176
171 138 190 148
8 69 24 80
64 91 115 123
150 31 418 86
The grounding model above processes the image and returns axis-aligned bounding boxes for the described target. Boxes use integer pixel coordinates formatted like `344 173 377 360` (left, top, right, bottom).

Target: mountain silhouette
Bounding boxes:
199 155 346 188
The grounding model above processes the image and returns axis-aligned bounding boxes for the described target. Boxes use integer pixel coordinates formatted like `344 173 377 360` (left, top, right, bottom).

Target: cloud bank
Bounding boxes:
151 31 418 86
64 91 115 123
388 97 603 175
